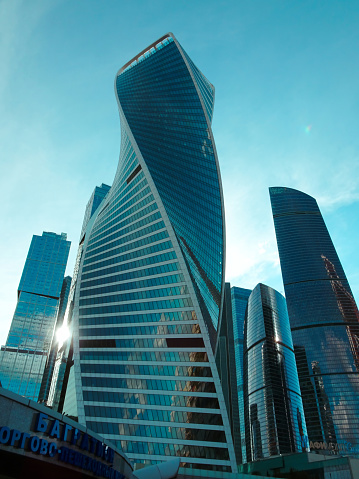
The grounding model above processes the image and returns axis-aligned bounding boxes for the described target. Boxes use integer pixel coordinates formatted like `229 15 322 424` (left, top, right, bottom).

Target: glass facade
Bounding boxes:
0 232 70 401
243 283 308 462
215 283 242 464
63 33 236 472
80 183 111 240
231 286 252 464
38 275 72 403
270 186 359 456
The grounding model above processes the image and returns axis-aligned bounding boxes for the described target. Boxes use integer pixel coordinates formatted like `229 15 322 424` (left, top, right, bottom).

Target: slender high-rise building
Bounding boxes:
243 283 308 462
80 183 111 240
0 232 70 401
270 186 359 455
62 34 237 472
38 275 72 404
231 286 252 463
215 283 242 465
47 184 111 413
215 284 252 465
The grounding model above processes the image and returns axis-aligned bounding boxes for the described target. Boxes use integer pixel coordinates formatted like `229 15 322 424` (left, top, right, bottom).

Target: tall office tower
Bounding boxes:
38 275 72 404
270 186 359 455
63 33 237 472
0 232 70 401
80 183 111 240
231 286 252 463
215 283 243 464
47 184 110 411
243 283 308 462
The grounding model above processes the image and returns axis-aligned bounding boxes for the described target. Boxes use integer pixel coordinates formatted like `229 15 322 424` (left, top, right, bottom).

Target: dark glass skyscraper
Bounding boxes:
63 33 236 472
243 283 308 462
270 186 359 456
0 232 70 401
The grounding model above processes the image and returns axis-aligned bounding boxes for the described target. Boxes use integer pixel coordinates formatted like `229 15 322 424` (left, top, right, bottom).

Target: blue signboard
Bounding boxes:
0 413 125 479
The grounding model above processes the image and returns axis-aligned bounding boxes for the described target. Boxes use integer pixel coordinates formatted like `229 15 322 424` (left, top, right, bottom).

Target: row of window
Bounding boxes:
118 52 192 92
81 249 177 283
79 321 199 338
15 302 57 316
128 115 215 148
83 212 163 276
80 363 210 377
94 152 138 215
80 335 203 350
84 405 222 426
80 272 183 299
82 376 215 392
193 84 213 121
83 389 216 408
86 190 154 250
94 155 138 227
18 292 58 307
112 438 229 462
148 174 223 278
79 296 192 316
88 173 147 245
86 177 154 253
130 118 216 164
120 78 202 111
81 221 167 280
132 131 219 186
151 169 223 239
79 309 194 326
87 202 159 252
79 285 188 307
82 240 173 278
83 223 167 270
80 350 208 363
87 421 226 442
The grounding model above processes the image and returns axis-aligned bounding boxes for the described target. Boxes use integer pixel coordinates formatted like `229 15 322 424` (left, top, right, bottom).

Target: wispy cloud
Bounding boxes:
218 121 359 295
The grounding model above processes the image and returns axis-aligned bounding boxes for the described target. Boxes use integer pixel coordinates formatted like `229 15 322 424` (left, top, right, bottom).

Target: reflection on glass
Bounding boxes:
270 187 359 455
244 283 308 462
0 232 70 401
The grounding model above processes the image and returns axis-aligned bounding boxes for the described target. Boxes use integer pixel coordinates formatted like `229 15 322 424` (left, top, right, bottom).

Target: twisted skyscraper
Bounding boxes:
63 34 237 472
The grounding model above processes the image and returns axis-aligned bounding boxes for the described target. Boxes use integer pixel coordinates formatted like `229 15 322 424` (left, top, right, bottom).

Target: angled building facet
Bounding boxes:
270 186 359 455
63 34 236 472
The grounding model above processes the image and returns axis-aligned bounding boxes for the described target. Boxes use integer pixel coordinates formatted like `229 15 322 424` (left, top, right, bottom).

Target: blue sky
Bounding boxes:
0 0 358 344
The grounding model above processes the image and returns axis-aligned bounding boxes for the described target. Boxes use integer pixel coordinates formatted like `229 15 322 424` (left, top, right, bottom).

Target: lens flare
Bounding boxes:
56 324 70 346
305 125 312 133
